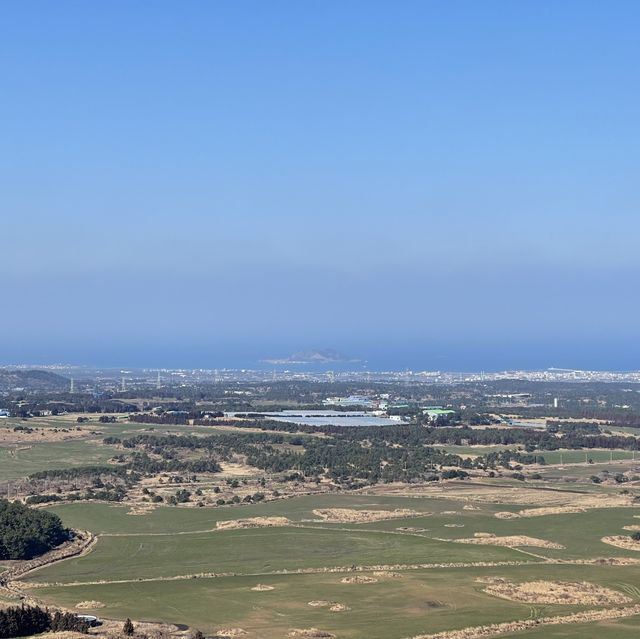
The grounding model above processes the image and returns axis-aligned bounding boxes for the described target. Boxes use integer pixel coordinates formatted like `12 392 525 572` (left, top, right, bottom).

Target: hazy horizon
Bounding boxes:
3 2 639 369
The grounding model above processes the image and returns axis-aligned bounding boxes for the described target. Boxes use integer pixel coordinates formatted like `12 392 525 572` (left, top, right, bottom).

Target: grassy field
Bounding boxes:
15 490 640 639
30 563 640 639
0 440 119 482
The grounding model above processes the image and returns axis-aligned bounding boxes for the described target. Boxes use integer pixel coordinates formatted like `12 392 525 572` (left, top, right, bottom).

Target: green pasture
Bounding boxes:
30 563 640 639
25 524 523 584
0 440 119 482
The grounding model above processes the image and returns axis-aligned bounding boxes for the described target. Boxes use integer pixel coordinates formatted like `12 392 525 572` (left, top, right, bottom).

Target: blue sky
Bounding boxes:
2 1 639 369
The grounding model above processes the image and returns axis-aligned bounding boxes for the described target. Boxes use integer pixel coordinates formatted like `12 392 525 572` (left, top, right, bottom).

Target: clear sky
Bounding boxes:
2 1 639 370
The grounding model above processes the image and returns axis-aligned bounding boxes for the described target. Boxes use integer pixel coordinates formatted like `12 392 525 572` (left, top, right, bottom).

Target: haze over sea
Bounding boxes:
2 2 640 371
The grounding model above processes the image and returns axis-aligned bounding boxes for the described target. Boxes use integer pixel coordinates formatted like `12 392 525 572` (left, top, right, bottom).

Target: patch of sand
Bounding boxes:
444 524 464 528
217 516 290 530
623 525 640 531
75 600 105 609
340 575 378 584
329 603 350 612
308 600 331 607
313 508 427 523
462 505 480 511
602 536 640 551
494 512 520 519
479 577 631 605
452 535 564 549
251 584 275 591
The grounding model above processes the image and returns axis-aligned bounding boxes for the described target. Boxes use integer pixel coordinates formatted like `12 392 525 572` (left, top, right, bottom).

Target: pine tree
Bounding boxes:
123 618 135 636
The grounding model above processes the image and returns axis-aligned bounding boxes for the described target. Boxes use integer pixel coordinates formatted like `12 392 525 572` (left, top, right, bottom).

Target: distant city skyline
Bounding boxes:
2 2 639 369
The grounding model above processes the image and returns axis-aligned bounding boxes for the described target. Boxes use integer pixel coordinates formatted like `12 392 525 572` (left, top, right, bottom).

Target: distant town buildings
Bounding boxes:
421 407 456 422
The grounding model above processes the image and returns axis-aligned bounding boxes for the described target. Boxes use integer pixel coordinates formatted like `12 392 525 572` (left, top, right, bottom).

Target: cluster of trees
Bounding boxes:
546 421 601 435
0 500 70 560
0 605 89 638
113 429 468 485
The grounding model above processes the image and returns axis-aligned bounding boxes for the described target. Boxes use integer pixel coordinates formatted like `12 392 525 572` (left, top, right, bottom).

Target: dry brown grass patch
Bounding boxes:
340 575 378 584
216 629 247 637
217 516 290 530
452 535 564 549
74 600 105 609
313 508 426 523
494 511 520 519
602 535 640 551
479 577 631 605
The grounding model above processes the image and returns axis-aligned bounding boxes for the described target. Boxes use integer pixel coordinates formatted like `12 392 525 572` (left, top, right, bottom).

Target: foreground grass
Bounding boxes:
31 564 640 639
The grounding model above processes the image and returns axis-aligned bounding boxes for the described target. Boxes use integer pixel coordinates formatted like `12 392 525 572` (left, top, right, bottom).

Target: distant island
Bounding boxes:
262 348 359 365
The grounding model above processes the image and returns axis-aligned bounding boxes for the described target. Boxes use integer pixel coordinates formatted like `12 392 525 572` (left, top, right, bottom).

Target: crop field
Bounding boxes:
17 487 640 639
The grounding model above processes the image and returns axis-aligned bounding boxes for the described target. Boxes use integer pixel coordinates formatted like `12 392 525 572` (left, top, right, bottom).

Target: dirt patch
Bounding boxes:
329 603 350 612
452 535 564 549
479 577 631 605
463 505 480 511
251 584 275 591
340 575 378 584
623 525 640 531
444 524 464 528
602 535 640 551
373 571 402 578
308 600 331 607
397 526 430 533
74 600 105 609
217 516 290 530
288 629 334 638
313 508 427 523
